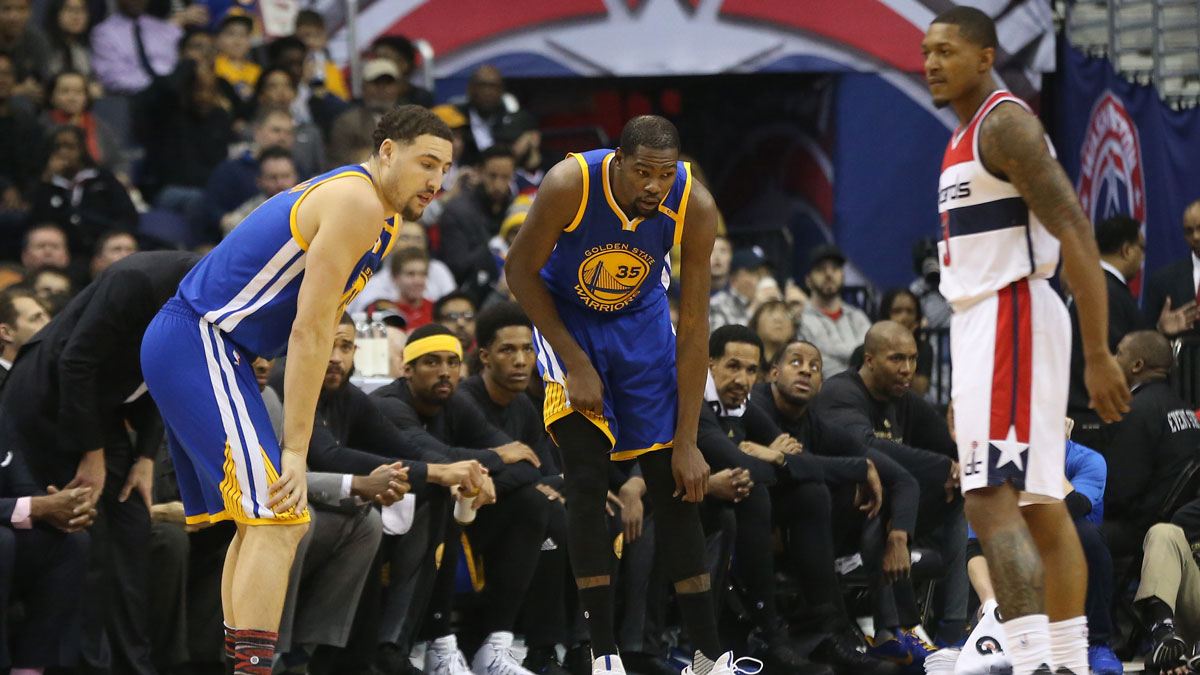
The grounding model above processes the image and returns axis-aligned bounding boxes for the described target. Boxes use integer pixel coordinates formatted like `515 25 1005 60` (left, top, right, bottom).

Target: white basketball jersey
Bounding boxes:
937 90 1061 310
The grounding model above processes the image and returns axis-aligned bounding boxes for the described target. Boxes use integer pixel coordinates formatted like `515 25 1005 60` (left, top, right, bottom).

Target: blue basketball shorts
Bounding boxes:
534 296 678 460
141 298 309 526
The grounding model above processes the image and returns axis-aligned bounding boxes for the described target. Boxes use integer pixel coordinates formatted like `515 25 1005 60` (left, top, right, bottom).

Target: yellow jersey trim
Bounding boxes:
184 508 311 527
288 170 376 251
462 533 486 591
673 162 693 246
601 153 645 232
565 153 589 232
542 380 616 449
610 442 673 462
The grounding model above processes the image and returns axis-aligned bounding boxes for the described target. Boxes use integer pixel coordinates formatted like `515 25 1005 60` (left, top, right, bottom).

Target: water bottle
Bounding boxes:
369 317 390 377
351 312 372 375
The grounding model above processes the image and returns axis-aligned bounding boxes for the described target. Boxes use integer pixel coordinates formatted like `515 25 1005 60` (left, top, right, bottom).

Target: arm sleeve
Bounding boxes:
696 406 776 485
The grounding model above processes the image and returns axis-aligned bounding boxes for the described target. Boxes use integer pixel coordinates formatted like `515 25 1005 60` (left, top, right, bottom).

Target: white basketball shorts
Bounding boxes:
951 278 1069 502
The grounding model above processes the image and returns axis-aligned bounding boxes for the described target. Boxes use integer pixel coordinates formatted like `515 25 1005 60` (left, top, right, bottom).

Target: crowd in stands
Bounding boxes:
0 2 1197 675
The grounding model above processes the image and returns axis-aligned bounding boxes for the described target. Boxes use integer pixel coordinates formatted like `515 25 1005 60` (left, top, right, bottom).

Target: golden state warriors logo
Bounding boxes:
574 243 655 312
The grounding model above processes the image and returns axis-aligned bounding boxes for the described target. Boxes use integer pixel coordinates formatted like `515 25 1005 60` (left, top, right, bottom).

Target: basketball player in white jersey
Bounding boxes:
923 7 1131 675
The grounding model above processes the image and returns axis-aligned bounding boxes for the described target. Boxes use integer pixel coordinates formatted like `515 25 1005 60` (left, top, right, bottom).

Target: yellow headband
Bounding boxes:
403 334 463 364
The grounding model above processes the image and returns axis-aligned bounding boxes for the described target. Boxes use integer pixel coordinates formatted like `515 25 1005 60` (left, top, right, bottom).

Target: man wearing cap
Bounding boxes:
370 323 552 675
439 144 516 292
496 110 544 191
798 244 870 377
709 248 773 332
328 59 411 166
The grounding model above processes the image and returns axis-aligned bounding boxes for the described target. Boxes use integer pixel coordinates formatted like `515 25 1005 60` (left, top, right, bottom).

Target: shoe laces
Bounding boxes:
902 628 937 653
448 649 473 675
485 644 530 675
728 656 764 675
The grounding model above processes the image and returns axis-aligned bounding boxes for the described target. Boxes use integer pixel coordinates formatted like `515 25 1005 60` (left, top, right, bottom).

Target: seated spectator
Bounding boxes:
849 288 934 395
203 107 294 234
458 302 573 675
90 0 182 95
19 223 70 270
1092 330 1200 556
698 325 845 674
25 265 72 310
212 12 258 101
749 299 795 367
438 143 517 292
418 103 472 226
0 52 44 193
710 234 731 293
434 291 479 357
709 247 774 332
328 59 410 165
43 0 93 78
908 238 951 329
0 446 92 673
266 35 347 137
479 196 532 311
1133 496 1200 675
369 324 550 675
798 243 870 377
137 56 235 235
367 247 434 331
89 229 137 278
369 34 435 108
28 125 138 259
349 221 456 313
42 70 128 177
0 287 49 377
751 338 916 675
812 321 967 652
496 110 544 190
219 146 296 235
176 27 239 112
1142 199 1200 337
293 10 348 101
457 64 510 165
0 0 51 100
246 66 325 175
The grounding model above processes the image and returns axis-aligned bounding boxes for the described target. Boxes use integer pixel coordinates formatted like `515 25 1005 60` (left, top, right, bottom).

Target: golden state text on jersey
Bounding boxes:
539 149 692 315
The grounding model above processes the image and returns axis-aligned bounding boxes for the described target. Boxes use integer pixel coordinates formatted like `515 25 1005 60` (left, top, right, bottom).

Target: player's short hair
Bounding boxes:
709 324 763 360
409 322 456 344
618 115 680 157
388 246 429 277
433 291 476 320
478 144 514 167
295 9 324 29
931 6 998 50
1123 330 1173 372
474 301 531 351
771 338 820 368
257 145 294 170
1094 215 1142 255
372 104 452 153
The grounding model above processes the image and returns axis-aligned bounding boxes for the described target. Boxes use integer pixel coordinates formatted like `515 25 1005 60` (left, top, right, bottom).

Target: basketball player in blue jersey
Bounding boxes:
140 105 454 674
507 116 756 675
922 9 1130 675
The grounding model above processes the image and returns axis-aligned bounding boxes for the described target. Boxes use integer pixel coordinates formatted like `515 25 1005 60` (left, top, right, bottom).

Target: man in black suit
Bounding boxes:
0 449 94 672
0 250 199 675
1092 330 1200 556
1144 199 1200 336
1067 216 1148 445
0 287 49 385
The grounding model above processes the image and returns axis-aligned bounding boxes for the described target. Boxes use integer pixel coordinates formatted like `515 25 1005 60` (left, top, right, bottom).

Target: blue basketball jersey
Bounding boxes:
175 164 397 358
539 149 692 315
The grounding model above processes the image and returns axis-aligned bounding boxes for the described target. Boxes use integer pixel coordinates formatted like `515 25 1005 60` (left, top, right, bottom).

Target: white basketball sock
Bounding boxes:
1048 616 1089 675
1002 614 1054 675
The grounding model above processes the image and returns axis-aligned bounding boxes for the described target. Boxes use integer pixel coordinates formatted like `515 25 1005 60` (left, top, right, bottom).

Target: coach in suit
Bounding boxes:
0 442 93 670
1067 216 1148 445
1143 199 1200 336
0 250 199 675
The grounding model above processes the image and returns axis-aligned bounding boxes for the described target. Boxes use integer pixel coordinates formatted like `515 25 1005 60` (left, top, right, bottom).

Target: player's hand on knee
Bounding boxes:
565 363 605 416
267 450 308 515
670 441 710 503
1084 352 1132 423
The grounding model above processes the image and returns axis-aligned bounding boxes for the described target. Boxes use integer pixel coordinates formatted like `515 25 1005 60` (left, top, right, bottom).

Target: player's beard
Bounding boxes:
932 96 950 109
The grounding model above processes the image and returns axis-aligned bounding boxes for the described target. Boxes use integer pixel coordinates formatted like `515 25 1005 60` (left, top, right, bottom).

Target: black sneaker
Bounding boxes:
747 627 835 675
525 646 573 675
810 631 901 675
1148 631 1189 674
375 643 418 675
564 644 593 675
622 652 681 675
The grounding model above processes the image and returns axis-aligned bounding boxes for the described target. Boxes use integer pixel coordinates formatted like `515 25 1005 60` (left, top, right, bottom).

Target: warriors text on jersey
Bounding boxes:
937 90 1061 310
176 164 397 359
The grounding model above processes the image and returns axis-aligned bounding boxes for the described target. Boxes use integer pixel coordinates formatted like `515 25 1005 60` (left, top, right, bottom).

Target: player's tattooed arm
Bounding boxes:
977 102 1130 422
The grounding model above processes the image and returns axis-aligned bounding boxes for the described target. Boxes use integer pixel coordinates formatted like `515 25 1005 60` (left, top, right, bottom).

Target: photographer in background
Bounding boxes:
908 238 950 330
